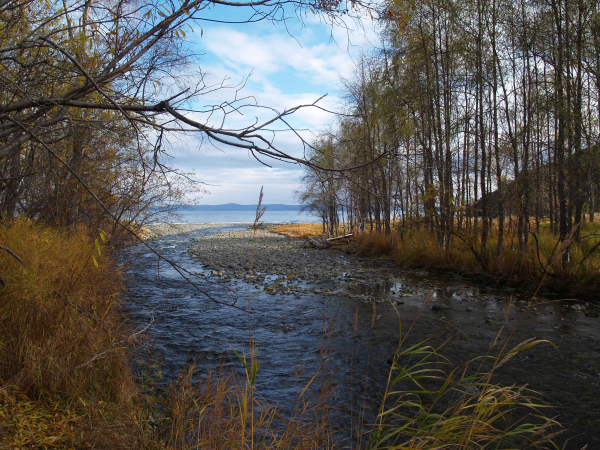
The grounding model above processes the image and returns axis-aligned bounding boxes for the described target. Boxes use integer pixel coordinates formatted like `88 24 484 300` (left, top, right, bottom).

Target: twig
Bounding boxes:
579 240 600 265
0 245 24 264
527 230 546 273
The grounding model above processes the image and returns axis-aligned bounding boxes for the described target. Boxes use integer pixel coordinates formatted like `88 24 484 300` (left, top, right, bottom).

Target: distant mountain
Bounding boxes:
188 203 303 211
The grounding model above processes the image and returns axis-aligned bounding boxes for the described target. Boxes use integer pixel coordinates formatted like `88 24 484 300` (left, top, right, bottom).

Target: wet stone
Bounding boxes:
432 304 449 311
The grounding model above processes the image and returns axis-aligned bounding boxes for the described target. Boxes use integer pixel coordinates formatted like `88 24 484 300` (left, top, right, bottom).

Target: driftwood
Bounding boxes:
303 233 353 249
304 237 330 249
326 233 353 242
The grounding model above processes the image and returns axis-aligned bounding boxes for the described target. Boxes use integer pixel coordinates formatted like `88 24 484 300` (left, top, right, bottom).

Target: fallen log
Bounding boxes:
326 233 353 242
303 234 353 249
304 237 330 249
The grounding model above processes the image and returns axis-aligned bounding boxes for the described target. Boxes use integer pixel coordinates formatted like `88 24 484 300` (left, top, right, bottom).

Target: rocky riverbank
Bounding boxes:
188 229 425 302
144 222 253 238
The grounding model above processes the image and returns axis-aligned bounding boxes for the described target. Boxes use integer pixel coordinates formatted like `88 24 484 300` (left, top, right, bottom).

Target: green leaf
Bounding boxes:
227 342 250 374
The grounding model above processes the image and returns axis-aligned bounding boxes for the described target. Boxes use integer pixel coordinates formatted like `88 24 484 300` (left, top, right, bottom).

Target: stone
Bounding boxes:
432 304 449 311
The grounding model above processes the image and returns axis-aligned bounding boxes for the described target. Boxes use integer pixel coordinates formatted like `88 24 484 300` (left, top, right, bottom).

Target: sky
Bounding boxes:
167 3 378 205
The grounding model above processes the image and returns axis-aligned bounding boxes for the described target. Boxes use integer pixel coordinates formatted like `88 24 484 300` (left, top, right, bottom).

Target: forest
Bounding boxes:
299 0 600 288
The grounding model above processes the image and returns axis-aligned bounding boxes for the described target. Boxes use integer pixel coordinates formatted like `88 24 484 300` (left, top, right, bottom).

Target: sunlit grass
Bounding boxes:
0 218 155 448
370 300 562 449
354 219 600 293
271 223 326 238
371 342 562 449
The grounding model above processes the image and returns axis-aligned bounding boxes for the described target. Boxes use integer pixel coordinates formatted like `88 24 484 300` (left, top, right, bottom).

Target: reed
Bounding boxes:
161 362 335 449
369 301 562 449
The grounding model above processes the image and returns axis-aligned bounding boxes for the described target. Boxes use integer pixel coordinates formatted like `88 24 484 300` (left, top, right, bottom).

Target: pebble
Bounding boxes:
188 229 399 299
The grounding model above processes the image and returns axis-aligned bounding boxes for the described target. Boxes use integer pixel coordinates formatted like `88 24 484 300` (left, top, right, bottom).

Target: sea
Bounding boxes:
154 207 320 224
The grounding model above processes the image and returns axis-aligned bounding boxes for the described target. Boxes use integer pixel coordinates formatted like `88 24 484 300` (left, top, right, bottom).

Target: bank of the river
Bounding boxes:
349 225 600 302
187 228 399 295
0 219 162 449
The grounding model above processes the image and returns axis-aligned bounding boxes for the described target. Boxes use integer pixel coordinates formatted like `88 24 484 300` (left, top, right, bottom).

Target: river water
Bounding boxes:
120 225 600 448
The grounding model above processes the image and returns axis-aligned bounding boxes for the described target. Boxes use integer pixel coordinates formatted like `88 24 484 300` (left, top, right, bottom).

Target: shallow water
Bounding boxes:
121 225 600 448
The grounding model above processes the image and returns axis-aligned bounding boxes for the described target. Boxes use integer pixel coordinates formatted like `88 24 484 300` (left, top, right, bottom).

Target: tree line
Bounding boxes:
300 0 600 265
0 0 365 236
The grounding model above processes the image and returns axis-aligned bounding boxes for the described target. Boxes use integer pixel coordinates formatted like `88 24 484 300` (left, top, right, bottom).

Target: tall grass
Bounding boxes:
354 221 600 294
162 363 335 449
370 339 561 449
0 218 131 401
0 218 160 448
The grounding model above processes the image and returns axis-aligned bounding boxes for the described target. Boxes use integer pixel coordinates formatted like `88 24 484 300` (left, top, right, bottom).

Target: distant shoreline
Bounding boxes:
177 203 303 211
143 221 286 237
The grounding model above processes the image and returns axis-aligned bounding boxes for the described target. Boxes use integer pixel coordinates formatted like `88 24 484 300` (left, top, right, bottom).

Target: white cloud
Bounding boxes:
163 16 379 204
201 27 354 87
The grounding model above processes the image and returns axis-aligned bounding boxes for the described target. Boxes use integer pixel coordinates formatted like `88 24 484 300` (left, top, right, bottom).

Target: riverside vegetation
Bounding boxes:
271 220 600 298
1 218 571 449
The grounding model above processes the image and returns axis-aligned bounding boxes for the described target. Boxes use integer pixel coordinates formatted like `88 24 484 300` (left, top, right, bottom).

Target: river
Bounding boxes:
120 224 600 448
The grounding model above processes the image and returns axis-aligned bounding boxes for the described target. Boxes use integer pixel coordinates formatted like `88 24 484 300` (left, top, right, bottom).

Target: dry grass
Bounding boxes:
270 223 326 239
0 218 158 449
0 218 133 402
354 220 600 294
162 363 335 449
270 223 353 239
370 299 562 449
372 340 562 449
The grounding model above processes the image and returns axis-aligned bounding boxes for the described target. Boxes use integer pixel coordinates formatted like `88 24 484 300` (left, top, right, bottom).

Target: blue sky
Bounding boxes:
168 3 377 205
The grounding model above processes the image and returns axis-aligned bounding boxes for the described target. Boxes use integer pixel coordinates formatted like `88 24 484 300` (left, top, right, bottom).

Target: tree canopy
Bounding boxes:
0 0 370 229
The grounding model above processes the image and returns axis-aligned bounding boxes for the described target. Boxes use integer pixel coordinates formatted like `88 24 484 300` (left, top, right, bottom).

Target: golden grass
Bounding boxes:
162 363 334 449
355 220 600 294
0 218 159 448
270 223 325 238
270 223 353 239
0 218 132 402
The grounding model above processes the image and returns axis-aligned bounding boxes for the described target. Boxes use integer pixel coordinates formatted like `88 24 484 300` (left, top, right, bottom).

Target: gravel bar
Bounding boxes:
187 229 406 300
144 222 252 237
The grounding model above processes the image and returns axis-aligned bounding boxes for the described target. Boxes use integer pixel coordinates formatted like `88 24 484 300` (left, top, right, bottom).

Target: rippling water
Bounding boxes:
121 226 600 448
